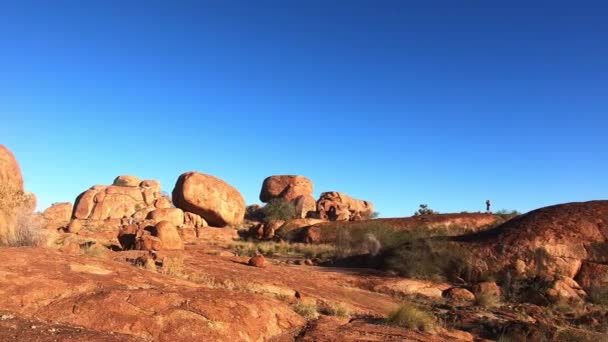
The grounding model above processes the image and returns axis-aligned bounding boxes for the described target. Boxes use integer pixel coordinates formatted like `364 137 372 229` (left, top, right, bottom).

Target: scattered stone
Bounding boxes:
248 255 267 268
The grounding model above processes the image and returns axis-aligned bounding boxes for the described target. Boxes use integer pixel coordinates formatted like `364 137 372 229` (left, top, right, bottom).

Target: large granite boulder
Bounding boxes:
172 171 245 227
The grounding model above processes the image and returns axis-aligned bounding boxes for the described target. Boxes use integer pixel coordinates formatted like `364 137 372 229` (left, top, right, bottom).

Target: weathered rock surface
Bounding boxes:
317 192 374 221
456 201 608 282
0 248 305 341
172 171 245 227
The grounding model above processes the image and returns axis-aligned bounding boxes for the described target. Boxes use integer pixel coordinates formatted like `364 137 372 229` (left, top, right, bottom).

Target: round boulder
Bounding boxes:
248 255 267 268
172 171 245 227
259 175 313 203
147 208 184 227
154 221 184 250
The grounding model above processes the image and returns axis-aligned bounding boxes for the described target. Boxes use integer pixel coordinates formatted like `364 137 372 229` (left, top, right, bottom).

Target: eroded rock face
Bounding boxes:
317 192 374 221
172 171 245 227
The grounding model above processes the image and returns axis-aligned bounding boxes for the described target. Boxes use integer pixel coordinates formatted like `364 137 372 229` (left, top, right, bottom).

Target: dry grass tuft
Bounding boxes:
386 302 437 333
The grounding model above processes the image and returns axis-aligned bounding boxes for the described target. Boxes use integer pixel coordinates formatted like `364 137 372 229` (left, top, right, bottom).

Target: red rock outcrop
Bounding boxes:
172 171 246 227
457 201 608 285
317 192 374 221
0 247 305 341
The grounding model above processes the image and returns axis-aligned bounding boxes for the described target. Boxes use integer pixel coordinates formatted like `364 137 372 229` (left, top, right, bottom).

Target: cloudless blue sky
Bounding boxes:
1 1 606 217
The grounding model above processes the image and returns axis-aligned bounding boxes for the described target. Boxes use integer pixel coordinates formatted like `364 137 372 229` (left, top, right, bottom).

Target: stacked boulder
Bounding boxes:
317 191 374 221
259 175 316 219
69 175 208 249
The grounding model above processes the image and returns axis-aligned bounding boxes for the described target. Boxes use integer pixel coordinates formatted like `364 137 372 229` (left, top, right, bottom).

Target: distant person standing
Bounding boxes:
486 200 491 212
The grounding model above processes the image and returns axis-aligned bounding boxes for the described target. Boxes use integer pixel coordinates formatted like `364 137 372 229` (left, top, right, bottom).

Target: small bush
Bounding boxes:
386 303 437 332
261 199 297 223
293 302 319 319
322 303 351 318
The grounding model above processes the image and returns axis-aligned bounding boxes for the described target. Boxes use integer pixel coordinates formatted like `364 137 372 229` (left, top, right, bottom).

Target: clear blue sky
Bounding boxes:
1 1 606 217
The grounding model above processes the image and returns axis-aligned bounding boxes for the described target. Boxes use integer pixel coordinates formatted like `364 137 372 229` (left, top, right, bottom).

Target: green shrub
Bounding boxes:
413 204 438 216
386 303 437 332
261 199 297 223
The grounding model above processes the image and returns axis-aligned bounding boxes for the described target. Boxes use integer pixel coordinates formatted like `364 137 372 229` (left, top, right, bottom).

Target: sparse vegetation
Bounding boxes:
475 291 501 308
322 303 351 318
495 209 521 220
80 242 107 257
160 256 185 277
261 199 297 223
0 185 43 247
386 302 437 332
293 301 319 319
334 221 420 257
232 241 336 259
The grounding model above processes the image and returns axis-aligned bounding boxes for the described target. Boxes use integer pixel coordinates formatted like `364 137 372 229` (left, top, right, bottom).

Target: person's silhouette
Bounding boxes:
486 200 491 212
